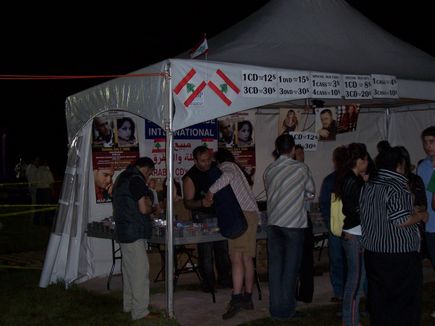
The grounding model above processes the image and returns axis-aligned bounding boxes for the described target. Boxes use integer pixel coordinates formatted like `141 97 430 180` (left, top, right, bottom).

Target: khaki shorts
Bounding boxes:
228 211 258 257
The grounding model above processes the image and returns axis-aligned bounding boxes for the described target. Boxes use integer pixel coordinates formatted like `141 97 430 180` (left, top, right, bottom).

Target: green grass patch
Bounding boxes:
0 269 178 325
0 213 50 254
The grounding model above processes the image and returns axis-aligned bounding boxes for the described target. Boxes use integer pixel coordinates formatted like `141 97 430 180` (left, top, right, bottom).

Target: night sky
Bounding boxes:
0 1 433 179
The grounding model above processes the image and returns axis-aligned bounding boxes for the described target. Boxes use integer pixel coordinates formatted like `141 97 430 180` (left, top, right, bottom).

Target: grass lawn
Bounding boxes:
1 205 435 325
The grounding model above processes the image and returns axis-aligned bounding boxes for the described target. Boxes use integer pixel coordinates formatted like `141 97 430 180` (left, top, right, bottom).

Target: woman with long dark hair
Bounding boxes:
334 143 368 326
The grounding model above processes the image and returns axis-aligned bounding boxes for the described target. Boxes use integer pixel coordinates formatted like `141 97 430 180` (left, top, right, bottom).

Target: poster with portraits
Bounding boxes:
144 119 218 179
91 113 140 203
218 111 256 179
336 104 360 134
315 108 337 141
278 108 304 134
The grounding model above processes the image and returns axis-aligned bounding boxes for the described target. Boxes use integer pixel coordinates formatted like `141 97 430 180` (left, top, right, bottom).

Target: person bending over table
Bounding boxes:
183 146 232 293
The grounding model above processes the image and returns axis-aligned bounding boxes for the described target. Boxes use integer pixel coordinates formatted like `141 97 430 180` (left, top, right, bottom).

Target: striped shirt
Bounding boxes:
209 162 259 214
360 169 420 253
264 155 315 228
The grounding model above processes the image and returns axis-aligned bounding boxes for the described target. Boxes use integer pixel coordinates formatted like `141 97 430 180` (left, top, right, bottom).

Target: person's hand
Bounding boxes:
419 211 429 223
106 183 114 197
201 197 213 207
318 128 330 138
205 191 213 201
144 196 153 208
154 205 162 215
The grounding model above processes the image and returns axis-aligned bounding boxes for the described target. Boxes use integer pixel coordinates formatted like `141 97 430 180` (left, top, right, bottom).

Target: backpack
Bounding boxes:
330 193 345 237
208 166 248 239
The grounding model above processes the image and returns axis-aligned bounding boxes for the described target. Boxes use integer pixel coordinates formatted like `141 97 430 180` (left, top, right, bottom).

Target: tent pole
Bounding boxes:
164 63 175 318
385 107 391 141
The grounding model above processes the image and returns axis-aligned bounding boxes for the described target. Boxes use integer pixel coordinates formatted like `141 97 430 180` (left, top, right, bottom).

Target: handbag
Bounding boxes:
208 166 248 239
330 193 345 237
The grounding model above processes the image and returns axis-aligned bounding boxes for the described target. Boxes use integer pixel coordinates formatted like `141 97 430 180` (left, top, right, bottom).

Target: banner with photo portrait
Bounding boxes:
218 111 256 179
144 119 218 179
278 108 303 134
336 104 360 134
315 108 337 141
91 113 140 203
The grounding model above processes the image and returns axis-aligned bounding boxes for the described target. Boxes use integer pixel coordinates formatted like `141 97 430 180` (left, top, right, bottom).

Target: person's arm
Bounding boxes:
304 166 315 196
183 176 212 209
318 128 330 138
138 195 154 215
386 191 429 227
399 210 428 226
319 177 332 226
432 193 435 211
208 164 235 195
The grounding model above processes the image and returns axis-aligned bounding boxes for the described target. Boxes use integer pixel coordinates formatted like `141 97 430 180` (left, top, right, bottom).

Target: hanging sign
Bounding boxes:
310 72 341 98
343 75 372 99
241 70 278 97
277 71 311 98
371 74 398 98
144 119 218 178
289 132 319 151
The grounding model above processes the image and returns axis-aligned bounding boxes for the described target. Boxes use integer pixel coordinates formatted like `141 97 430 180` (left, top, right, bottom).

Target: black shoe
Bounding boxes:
242 293 254 310
222 295 243 320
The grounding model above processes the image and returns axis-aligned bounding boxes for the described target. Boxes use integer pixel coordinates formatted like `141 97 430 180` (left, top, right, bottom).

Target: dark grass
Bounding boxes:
0 269 178 325
1 203 435 325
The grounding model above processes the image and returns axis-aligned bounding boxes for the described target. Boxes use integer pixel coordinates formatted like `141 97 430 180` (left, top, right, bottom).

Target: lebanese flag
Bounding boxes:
208 69 240 106
152 138 166 153
190 35 208 59
173 68 206 107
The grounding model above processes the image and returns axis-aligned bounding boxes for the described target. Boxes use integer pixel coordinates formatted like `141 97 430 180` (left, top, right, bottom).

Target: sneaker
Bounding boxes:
222 296 243 320
431 310 435 318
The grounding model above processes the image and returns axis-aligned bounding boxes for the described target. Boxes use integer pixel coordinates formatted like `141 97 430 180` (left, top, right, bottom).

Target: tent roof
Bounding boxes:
195 0 435 81
65 0 435 141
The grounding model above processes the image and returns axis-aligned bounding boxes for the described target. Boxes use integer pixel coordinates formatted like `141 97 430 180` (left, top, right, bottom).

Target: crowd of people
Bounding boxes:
109 125 435 324
23 156 55 225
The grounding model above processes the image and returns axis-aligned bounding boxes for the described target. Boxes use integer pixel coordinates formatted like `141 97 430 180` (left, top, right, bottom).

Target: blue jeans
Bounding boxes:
267 225 304 319
342 234 363 326
197 240 231 289
425 232 435 269
328 233 346 298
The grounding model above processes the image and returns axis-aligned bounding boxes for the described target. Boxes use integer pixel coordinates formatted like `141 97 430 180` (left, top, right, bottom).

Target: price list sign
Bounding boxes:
289 132 318 151
371 74 398 98
343 75 372 99
277 71 311 98
310 72 342 98
241 70 278 97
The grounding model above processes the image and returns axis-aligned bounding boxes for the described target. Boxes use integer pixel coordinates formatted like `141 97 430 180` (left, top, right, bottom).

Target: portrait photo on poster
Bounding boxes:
92 116 115 148
336 104 360 134
93 166 115 203
116 117 138 147
218 117 235 147
236 120 254 147
315 108 337 141
279 108 303 134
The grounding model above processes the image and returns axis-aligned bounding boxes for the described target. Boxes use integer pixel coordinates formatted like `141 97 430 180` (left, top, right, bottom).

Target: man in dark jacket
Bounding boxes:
112 157 158 321
183 146 232 292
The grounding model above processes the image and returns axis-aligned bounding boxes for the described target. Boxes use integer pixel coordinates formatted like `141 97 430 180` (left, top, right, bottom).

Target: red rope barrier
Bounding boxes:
0 72 169 80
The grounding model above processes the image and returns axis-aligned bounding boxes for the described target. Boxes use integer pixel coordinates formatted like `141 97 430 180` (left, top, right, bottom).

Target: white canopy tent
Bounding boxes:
39 0 435 318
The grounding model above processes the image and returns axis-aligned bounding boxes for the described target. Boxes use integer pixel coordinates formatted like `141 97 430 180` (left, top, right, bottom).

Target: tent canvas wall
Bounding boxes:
39 0 435 317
